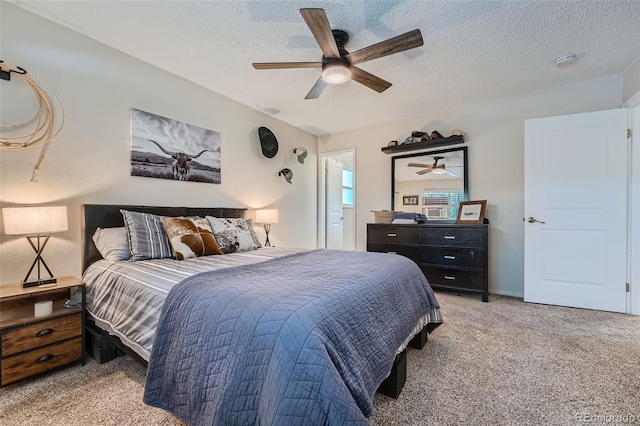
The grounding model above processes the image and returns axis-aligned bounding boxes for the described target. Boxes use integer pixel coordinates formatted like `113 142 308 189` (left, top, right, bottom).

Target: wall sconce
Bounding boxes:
255 209 279 247
2 205 68 287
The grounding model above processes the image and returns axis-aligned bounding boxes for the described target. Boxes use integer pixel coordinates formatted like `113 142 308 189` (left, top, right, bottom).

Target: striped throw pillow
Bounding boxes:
120 210 174 261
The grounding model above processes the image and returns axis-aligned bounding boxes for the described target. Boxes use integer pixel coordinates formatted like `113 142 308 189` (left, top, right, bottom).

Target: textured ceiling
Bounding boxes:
10 0 640 135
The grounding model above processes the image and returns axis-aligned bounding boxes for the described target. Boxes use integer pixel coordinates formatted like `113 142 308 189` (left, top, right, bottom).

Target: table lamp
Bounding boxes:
2 205 68 287
255 209 279 247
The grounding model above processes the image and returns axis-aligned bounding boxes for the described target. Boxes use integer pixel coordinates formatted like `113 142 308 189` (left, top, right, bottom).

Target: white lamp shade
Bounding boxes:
2 205 68 235
255 209 279 224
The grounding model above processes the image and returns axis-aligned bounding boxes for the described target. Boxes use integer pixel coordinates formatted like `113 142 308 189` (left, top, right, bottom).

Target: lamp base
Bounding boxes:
22 277 57 288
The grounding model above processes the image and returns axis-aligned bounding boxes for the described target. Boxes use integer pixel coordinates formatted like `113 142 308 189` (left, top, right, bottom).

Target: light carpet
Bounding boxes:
1 293 639 425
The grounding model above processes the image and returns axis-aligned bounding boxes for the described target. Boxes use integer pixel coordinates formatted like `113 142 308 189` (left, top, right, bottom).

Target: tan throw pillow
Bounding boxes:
161 216 223 260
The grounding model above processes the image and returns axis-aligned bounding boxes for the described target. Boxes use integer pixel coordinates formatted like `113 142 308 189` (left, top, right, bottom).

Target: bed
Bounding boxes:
79 204 442 425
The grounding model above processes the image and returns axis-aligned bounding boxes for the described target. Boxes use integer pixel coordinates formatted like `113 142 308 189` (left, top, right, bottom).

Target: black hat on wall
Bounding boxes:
258 126 278 158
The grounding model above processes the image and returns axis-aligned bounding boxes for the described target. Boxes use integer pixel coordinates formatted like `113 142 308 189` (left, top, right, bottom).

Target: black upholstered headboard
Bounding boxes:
82 204 246 272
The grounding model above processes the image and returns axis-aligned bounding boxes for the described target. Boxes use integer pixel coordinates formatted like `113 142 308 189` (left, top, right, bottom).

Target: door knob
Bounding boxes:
527 217 546 224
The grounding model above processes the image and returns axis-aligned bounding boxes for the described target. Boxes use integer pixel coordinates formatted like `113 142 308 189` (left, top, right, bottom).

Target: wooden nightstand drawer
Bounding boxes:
0 276 86 386
2 314 82 357
1 337 82 385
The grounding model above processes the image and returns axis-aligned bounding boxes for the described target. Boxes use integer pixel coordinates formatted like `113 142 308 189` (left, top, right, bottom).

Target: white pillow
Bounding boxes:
92 227 131 262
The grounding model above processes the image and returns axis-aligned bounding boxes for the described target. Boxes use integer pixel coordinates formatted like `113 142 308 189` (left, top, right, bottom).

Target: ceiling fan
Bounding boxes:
252 8 423 99
408 157 457 176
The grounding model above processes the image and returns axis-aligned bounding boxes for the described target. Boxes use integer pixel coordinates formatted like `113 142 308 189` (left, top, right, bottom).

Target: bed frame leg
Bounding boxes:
376 349 407 399
85 320 123 364
408 327 428 349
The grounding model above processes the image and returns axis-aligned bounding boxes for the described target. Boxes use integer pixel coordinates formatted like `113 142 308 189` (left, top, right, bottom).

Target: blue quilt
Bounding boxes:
144 249 440 425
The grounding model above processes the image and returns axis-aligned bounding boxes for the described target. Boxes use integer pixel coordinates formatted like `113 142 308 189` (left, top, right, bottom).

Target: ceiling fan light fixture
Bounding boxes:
322 63 351 84
432 167 446 175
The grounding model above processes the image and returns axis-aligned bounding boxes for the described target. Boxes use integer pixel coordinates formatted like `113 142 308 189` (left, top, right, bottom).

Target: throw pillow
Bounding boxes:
245 218 263 249
161 216 223 260
92 227 131 262
120 209 174 261
205 216 258 254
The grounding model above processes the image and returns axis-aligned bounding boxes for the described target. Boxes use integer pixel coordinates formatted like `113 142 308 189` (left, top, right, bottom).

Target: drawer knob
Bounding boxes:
444 236 456 240
443 255 456 260
387 233 397 237
35 328 54 337
36 354 55 363
444 275 456 280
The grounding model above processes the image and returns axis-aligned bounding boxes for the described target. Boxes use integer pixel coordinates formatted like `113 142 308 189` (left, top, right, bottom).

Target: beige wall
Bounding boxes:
0 3 317 284
624 57 640 104
319 76 623 297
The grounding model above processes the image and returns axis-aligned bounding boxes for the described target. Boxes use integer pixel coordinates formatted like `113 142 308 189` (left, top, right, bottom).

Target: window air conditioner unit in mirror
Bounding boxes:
424 206 449 219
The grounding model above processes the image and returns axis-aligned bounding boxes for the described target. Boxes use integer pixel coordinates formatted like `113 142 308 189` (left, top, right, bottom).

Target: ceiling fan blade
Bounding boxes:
305 77 328 100
253 62 322 70
350 66 392 93
346 29 424 65
445 169 457 177
300 8 340 58
416 168 433 175
408 163 431 168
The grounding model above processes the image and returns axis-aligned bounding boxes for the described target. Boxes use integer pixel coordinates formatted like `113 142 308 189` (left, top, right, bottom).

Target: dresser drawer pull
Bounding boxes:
35 328 54 337
36 354 55 363
443 256 456 260
444 236 456 240
387 251 397 254
444 275 456 280
387 233 397 237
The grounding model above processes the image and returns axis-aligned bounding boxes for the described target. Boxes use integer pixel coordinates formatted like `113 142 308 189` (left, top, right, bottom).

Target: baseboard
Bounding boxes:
490 289 524 298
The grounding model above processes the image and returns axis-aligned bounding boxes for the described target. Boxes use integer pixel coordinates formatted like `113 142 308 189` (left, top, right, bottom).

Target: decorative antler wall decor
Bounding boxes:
0 61 65 182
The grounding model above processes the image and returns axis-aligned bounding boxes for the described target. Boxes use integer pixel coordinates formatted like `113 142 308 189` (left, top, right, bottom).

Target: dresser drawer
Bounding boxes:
420 247 485 269
1 337 82 385
367 243 419 263
1 314 82 357
368 226 419 244
420 227 484 248
421 267 485 291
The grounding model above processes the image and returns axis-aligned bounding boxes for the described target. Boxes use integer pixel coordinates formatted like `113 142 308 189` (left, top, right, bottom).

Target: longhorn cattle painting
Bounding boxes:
130 108 221 183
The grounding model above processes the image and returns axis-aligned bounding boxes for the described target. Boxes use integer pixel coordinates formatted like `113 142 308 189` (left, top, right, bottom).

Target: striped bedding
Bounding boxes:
81 247 305 360
80 247 442 362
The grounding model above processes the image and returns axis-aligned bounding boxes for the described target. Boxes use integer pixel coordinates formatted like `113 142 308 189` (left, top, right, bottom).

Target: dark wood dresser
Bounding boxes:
367 223 489 302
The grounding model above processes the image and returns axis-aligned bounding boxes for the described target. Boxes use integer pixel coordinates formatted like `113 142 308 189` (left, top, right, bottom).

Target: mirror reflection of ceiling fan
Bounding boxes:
252 8 424 99
408 156 457 176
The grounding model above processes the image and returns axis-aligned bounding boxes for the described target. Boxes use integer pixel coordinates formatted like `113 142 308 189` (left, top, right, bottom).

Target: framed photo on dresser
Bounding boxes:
456 200 487 224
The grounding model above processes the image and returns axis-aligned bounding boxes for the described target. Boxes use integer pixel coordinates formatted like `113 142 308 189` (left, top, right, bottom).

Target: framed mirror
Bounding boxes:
392 146 468 221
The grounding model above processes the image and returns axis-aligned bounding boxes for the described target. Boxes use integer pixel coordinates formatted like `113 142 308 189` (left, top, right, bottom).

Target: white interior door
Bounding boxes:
524 109 628 313
326 158 344 249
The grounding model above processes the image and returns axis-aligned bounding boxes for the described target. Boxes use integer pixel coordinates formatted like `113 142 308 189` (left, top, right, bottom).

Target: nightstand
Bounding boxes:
0 276 85 386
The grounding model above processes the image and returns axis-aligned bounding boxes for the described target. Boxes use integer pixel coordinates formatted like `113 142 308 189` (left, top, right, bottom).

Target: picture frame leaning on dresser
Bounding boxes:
456 200 487 224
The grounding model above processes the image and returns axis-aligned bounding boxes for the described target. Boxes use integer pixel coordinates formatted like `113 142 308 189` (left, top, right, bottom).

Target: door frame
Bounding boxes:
318 149 356 249
624 92 640 315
